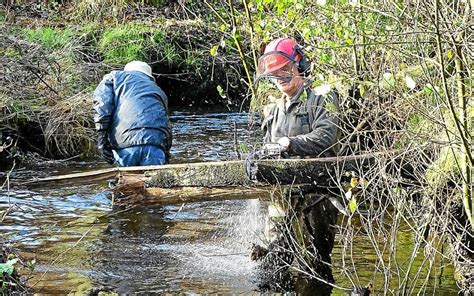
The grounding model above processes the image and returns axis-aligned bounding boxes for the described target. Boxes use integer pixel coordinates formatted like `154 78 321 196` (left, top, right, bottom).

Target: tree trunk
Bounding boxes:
119 153 376 189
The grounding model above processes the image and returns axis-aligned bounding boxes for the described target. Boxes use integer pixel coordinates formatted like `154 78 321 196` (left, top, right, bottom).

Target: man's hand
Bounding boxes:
97 131 115 164
277 137 291 152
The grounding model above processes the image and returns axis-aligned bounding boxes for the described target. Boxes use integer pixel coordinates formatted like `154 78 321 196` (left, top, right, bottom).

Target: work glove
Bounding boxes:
262 143 284 156
276 137 290 152
97 131 114 164
262 137 291 155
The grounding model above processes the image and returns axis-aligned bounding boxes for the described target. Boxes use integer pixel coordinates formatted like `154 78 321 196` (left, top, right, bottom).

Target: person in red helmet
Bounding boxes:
252 38 339 293
256 37 340 157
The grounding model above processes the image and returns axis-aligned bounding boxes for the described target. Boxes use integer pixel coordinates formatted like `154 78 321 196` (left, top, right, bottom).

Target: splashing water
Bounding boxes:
164 199 268 292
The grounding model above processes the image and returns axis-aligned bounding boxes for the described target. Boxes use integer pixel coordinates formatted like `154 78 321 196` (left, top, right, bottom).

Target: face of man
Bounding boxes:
270 63 304 97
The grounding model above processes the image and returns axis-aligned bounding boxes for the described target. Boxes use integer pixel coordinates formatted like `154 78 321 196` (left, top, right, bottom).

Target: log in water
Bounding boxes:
121 152 376 188
111 152 380 204
25 152 385 203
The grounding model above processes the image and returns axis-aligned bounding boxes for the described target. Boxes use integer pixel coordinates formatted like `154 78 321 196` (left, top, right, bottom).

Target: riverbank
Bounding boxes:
1 2 248 160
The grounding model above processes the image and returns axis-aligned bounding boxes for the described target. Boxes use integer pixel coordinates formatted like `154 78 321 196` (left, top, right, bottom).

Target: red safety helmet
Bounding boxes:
257 38 304 75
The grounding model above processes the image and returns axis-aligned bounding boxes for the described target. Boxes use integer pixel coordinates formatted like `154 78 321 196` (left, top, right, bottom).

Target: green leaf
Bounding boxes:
217 85 226 98
325 102 336 113
210 45 219 57
446 50 454 59
327 40 338 48
423 83 434 95
0 258 18 275
381 72 396 90
319 53 333 63
359 84 365 97
0 263 14 275
239 143 250 153
349 196 357 213
302 28 311 39
276 3 284 15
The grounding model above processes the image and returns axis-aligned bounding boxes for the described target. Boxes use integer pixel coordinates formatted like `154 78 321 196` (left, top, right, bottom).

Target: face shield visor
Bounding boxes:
255 51 297 85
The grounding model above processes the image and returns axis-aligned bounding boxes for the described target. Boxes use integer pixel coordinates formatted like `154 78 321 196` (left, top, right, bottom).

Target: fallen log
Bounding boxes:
25 152 377 186
110 152 380 204
121 152 376 188
114 173 274 205
24 152 387 204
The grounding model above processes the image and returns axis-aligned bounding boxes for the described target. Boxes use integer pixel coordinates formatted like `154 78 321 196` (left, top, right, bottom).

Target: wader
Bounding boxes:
256 186 338 294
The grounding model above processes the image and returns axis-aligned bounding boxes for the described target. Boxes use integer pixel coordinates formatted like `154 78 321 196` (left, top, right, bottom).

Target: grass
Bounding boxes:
24 27 73 49
98 22 158 65
184 50 203 67
71 0 168 22
98 21 184 66
162 43 179 65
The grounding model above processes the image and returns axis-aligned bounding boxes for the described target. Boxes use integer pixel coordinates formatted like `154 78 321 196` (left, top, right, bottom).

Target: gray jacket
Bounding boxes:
93 70 172 153
262 87 339 157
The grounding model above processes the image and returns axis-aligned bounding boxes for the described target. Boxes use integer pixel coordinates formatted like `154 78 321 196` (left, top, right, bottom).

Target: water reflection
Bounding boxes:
170 111 260 162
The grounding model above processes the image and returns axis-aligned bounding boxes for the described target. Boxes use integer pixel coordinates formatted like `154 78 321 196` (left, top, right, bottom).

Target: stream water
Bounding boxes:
0 111 459 294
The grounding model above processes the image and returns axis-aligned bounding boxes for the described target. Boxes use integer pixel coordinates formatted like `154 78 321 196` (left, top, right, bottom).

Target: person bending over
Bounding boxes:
93 61 172 166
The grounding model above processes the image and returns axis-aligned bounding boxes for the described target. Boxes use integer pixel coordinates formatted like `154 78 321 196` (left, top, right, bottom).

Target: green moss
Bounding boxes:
425 146 461 191
24 27 73 49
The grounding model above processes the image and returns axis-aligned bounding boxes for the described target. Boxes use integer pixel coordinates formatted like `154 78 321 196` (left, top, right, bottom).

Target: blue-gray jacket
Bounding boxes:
93 70 172 154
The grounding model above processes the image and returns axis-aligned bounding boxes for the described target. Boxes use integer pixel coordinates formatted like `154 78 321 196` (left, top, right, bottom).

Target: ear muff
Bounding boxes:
293 45 311 74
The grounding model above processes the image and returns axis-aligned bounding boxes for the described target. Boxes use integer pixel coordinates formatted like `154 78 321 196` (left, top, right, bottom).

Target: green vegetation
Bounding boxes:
214 0 472 293
98 23 156 64
1 3 229 158
183 50 203 67
24 27 73 49
0 245 30 293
